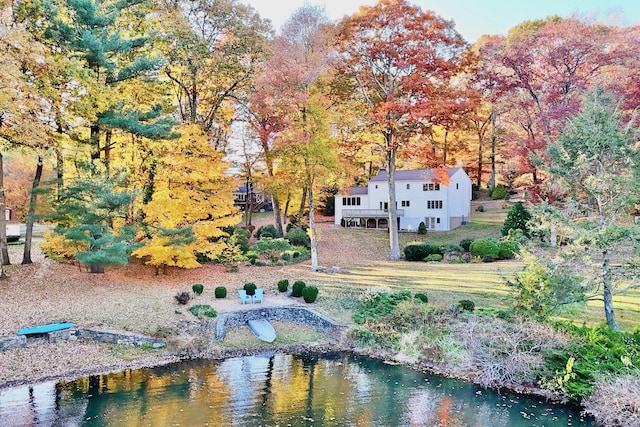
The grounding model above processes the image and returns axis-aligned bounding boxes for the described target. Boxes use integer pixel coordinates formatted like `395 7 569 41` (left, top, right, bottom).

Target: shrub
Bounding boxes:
284 226 310 248
425 254 443 262
501 201 532 237
404 242 437 261
292 280 306 297
229 228 250 253
417 221 427 234
302 286 319 303
174 291 191 305
256 224 279 239
192 283 204 295
254 237 292 254
281 252 291 261
243 282 257 296
491 184 509 200
246 251 259 264
353 290 412 324
469 238 500 258
277 279 289 292
439 243 464 254
475 205 484 212
498 240 518 260
459 238 473 252
414 293 428 304
189 304 217 317
457 299 475 312
214 286 227 299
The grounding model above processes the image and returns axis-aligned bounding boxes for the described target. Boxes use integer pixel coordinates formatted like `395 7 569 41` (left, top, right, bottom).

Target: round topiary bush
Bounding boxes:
469 238 500 258
214 286 227 299
414 293 428 304
192 283 204 295
457 299 475 312
302 286 319 303
277 279 289 292
243 282 257 296
292 280 306 297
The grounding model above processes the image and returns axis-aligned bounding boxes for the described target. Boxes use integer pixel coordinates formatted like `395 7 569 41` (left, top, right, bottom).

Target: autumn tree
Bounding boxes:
0 3 57 265
336 0 467 259
477 17 635 198
536 89 640 331
264 5 338 271
158 0 271 148
132 125 240 272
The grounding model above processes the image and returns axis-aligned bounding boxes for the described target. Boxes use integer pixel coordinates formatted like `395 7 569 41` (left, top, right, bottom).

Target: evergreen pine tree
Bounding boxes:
48 167 137 273
501 202 532 237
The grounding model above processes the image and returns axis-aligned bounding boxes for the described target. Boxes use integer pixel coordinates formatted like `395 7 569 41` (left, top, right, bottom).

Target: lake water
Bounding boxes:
0 353 598 426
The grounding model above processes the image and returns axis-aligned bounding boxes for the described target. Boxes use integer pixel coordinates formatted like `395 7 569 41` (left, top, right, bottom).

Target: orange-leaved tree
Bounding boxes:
132 125 240 272
336 0 468 259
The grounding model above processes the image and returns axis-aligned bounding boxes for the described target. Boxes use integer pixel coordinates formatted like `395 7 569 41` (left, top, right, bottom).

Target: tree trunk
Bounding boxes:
387 145 401 260
307 169 318 272
271 194 284 237
298 186 307 217
602 249 619 331
477 130 483 190
22 156 44 264
490 110 497 190
0 151 9 266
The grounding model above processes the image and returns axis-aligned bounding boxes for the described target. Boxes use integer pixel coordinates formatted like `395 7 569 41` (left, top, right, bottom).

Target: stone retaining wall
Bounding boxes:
0 307 344 350
214 306 343 341
0 328 166 351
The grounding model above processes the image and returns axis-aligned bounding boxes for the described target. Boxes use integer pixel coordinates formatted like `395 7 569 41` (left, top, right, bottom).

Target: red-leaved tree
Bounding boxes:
336 0 467 259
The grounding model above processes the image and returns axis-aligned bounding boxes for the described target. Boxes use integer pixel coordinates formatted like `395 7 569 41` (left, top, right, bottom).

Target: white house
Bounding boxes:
334 168 472 232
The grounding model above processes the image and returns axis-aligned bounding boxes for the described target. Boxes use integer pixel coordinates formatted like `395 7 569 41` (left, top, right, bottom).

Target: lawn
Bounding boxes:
302 199 640 332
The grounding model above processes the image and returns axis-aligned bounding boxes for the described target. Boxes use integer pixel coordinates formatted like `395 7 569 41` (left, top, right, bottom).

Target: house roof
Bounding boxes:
345 187 368 195
369 167 463 182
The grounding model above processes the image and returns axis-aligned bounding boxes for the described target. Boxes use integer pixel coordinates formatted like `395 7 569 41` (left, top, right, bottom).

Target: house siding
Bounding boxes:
334 168 472 232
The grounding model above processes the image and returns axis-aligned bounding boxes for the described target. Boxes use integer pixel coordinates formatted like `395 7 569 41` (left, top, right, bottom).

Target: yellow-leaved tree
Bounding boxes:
132 125 240 272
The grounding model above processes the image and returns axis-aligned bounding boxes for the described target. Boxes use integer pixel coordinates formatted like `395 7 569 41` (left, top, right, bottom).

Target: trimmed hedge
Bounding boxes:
302 286 319 303
292 280 306 297
277 279 289 292
214 286 227 298
192 283 204 295
243 282 257 296
469 238 500 258
404 242 439 261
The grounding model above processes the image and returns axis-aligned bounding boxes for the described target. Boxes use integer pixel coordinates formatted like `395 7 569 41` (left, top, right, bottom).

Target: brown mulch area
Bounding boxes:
0 216 389 387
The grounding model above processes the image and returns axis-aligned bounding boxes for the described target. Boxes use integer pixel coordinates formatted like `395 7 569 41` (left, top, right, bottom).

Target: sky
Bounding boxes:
245 0 640 42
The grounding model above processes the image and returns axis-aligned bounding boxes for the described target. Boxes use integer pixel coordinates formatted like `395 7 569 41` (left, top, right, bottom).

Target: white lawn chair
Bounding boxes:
238 289 251 304
253 289 264 303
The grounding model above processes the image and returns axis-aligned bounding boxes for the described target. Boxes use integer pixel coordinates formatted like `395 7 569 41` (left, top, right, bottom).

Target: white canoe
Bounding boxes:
247 319 276 343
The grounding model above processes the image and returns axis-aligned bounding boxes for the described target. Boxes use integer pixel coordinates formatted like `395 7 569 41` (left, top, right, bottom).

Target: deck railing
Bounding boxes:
342 209 404 217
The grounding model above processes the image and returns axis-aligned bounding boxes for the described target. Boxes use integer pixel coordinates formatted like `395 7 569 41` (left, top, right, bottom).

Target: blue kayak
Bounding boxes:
18 322 75 335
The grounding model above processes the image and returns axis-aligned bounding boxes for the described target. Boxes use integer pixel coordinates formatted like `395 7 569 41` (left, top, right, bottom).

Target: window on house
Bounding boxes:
423 183 440 191
456 183 459 190
401 200 410 207
427 200 443 209
437 218 441 224
406 184 410 189
375 185 378 189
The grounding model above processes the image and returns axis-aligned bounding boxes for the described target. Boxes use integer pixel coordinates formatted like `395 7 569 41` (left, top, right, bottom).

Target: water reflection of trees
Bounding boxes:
48 354 595 426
